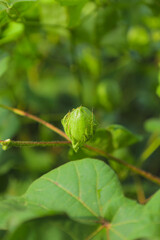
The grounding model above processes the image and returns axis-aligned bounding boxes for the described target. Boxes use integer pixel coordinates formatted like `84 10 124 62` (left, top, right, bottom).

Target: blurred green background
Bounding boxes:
0 0 160 200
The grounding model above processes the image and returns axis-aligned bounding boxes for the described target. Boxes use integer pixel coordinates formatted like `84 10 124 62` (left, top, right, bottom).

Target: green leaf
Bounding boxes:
144 118 160 133
9 0 37 16
6 217 96 240
156 84 160 98
97 80 122 111
0 11 9 27
25 158 124 223
40 2 67 27
140 136 160 162
0 0 37 27
0 53 9 78
67 4 85 28
0 1 9 10
106 124 141 149
0 22 24 45
0 158 124 231
0 0 10 27
86 128 114 153
86 126 141 156
0 197 46 230
142 118 160 161
68 128 114 159
55 0 87 7
0 158 158 239
9 0 37 4
143 190 160 239
109 199 146 240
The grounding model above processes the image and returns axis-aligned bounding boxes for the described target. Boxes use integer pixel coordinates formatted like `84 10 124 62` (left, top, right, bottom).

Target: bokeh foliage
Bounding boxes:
0 0 160 239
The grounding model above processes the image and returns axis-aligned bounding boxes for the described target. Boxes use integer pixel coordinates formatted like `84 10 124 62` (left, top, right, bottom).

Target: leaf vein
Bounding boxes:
93 162 103 216
110 227 128 240
112 219 139 227
41 176 99 218
73 162 81 199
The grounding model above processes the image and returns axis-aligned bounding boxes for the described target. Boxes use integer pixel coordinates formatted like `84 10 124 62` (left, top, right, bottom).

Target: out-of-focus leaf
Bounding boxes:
97 80 122 111
127 26 150 46
95 7 119 39
109 148 134 180
106 124 142 149
156 84 160 98
0 22 24 45
0 197 49 230
22 148 55 174
0 153 15 175
55 0 88 7
144 118 160 133
87 128 114 153
80 48 100 78
0 102 20 175
141 137 160 161
0 0 37 27
0 53 9 77
68 128 113 160
141 119 160 161
39 2 67 27
6 217 96 240
0 11 9 27
9 0 37 4
67 4 85 28
68 147 88 161
156 62 160 97
0 1 9 10
76 126 140 157
0 110 20 140
0 109 19 140
9 0 37 10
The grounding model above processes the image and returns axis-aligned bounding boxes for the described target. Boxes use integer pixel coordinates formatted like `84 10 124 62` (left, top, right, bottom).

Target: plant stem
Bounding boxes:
0 139 70 148
85 145 160 185
0 104 70 141
1 139 160 186
134 176 146 204
1 104 160 185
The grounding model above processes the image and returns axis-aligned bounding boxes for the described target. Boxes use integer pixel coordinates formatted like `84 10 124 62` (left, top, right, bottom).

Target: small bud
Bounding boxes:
62 106 97 152
1 139 11 151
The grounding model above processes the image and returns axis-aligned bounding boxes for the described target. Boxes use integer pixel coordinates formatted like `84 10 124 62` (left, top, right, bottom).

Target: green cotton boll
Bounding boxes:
61 106 97 152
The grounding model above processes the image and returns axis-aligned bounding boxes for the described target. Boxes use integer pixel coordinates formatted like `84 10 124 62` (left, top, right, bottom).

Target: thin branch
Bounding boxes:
0 104 70 141
0 139 70 150
1 104 160 185
134 176 146 204
85 145 160 186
